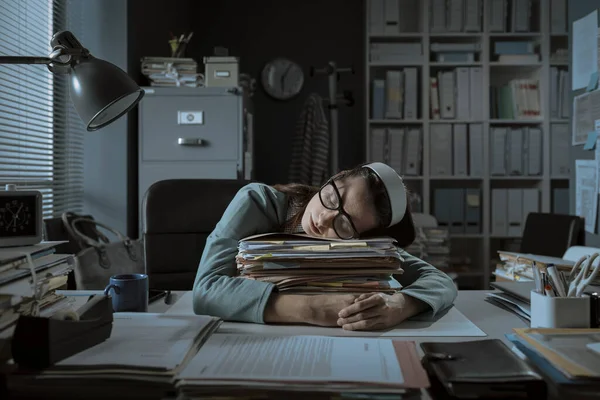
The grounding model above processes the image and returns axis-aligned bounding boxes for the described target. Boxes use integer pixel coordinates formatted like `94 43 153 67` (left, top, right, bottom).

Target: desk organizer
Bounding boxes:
11 295 113 369
530 290 591 329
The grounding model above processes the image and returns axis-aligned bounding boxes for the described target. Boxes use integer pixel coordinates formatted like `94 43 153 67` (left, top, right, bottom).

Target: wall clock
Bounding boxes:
0 184 43 247
261 58 304 100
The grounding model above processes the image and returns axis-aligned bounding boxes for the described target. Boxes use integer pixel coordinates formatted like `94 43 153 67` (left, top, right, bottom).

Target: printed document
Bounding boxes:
572 9 598 90
575 159 598 233
572 90 600 145
179 334 403 384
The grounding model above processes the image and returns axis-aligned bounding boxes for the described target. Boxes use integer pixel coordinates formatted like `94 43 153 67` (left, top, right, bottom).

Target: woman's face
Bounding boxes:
301 176 378 239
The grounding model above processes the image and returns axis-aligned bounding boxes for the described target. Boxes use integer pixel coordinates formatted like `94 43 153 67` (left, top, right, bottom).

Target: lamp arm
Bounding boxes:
0 56 54 65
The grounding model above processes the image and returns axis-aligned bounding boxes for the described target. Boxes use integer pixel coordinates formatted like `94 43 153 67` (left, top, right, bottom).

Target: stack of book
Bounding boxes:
236 233 404 294
140 57 203 87
0 242 74 362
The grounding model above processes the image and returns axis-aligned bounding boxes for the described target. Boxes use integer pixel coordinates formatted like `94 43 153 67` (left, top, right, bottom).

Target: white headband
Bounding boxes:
364 162 407 227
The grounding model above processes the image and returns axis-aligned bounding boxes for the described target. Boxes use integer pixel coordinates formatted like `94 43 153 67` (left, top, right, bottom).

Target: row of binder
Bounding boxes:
430 124 483 177
490 79 541 120
433 188 482 234
490 126 542 176
372 69 419 120
431 67 484 120
370 127 422 175
491 188 539 236
430 0 482 33
550 124 570 176
550 67 571 120
368 0 420 34
488 0 532 33
369 42 422 63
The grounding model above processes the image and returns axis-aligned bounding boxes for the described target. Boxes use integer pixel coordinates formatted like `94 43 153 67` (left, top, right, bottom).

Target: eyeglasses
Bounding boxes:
318 179 359 240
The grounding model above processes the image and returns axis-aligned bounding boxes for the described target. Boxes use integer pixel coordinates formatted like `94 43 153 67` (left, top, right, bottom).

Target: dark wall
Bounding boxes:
568 0 600 246
127 0 366 185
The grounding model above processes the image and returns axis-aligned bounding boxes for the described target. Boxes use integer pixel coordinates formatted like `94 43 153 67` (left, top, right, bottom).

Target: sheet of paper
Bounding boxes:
596 137 600 194
167 292 486 337
575 159 598 233
179 334 403 384
572 9 598 90
573 90 600 145
55 313 218 371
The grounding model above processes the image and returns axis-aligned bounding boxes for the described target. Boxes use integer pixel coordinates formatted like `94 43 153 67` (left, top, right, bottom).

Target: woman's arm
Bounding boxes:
193 183 288 323
395 250 458 316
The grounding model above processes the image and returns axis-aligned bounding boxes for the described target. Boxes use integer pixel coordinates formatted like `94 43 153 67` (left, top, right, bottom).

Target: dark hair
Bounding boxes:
273 165 416 248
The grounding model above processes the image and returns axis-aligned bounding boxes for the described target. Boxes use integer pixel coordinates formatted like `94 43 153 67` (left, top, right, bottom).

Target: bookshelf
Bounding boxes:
365 0 570 289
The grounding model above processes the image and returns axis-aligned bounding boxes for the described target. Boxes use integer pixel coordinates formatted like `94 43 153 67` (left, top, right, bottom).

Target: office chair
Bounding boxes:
520 212 584 258
142 179 250 290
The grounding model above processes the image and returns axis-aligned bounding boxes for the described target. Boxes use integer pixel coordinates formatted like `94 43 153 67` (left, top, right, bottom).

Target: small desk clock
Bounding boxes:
0 184 43 247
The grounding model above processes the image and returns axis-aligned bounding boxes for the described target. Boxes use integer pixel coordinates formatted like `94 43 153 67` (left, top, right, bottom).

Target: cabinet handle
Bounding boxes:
178 138 206 146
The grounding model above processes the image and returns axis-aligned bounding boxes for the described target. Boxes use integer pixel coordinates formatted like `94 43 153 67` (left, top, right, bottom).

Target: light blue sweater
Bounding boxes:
193 183 458 323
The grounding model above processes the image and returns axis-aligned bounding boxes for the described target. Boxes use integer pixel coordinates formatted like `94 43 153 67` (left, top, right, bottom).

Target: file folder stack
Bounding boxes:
236 233 404 294
405 227 451 270
0 242 74 363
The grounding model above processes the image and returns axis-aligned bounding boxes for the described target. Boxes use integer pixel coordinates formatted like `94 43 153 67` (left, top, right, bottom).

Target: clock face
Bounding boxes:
261 58 304 100
0 196 37 237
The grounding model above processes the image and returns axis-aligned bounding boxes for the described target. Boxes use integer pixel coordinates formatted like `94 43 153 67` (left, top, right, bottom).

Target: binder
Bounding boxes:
550 67 559 119
388 128 405 173
385 70 404 119
370 128 387 163
464 0 482 32
446 0 463 32
550 0 567 34
489 0 507 32
560 70 570 118
430 0 446 32
469 68 484 120
453 124 468 176
508 128 524 175
455 67 470 120
404 127 421 175
553 188 570 214
403 67 418 119
439 71 456 119
465 188 481 234
434 189 452 230
526 127 542 176
450 189 466 234
372 80 385 119
369 0 385 34
521 189 539 234
491 127 507 175
430 124 453 175
384 0 400 34
550 124 570 176
512 0 531 32
430 77 441 119
468 124 484 177
507 189 523 236
492 189 508 236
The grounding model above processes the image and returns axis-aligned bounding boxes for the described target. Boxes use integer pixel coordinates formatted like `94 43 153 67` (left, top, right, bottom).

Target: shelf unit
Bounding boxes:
364 0 570 289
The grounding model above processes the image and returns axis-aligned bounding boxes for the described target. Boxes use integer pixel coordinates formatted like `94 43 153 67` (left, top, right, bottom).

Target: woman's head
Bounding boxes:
275 163 416 247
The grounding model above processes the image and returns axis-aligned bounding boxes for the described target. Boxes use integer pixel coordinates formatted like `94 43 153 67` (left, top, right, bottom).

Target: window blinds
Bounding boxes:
0 0 84 219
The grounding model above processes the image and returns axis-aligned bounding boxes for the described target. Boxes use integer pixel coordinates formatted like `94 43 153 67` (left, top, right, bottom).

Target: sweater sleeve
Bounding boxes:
396 250 458 317
192 183 286 323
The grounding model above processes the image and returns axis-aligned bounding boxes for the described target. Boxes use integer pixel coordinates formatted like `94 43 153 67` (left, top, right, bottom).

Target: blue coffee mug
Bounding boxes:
104 273 149 312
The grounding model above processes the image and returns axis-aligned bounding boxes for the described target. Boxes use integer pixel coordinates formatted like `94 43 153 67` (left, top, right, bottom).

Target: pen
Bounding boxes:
547 265 567 297
545 285 556 297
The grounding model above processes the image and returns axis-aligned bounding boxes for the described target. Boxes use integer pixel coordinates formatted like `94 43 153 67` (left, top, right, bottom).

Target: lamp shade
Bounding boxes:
70 55 144 131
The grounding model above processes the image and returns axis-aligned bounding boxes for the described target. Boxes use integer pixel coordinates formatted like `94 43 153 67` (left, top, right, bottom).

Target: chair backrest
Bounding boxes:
142 179 250 290
520 212 584 258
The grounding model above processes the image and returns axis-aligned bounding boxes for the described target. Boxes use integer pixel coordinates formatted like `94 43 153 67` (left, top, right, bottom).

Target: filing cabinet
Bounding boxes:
138 86 253 226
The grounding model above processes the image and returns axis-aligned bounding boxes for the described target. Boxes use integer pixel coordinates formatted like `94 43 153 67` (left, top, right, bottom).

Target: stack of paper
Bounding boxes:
0 242 74 363
405 227 451 270
140 57 203 87
6 313 222 399
176 334 430 398
236 233 404 294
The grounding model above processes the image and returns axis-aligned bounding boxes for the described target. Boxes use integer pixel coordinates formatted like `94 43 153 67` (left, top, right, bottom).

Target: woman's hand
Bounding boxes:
336 292 428 331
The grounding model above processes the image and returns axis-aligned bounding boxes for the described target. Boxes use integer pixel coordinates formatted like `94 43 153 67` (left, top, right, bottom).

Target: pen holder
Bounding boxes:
530 290 591 329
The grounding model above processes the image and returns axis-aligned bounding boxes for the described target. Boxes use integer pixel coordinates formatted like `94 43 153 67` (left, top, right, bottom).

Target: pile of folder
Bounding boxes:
0 242 74 363
140 57 203 87
5 313 222 399
405 227 451 270
236 233 404 294
508 328 600 399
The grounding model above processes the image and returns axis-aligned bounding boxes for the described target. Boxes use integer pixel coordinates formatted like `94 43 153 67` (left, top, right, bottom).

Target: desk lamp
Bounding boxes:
0 30 144 131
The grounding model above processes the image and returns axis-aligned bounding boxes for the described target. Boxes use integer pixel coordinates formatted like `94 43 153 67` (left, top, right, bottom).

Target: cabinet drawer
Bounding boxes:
140 95 240 161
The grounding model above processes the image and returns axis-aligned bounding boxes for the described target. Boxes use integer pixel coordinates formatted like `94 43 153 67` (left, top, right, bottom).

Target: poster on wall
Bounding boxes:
576 159 598 233
572 90 600 145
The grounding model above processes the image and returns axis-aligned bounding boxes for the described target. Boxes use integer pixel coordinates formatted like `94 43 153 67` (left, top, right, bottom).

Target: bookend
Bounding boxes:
11 295 113 369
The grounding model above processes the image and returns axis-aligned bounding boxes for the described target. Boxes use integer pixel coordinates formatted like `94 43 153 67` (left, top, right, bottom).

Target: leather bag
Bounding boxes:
70 217 145 290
